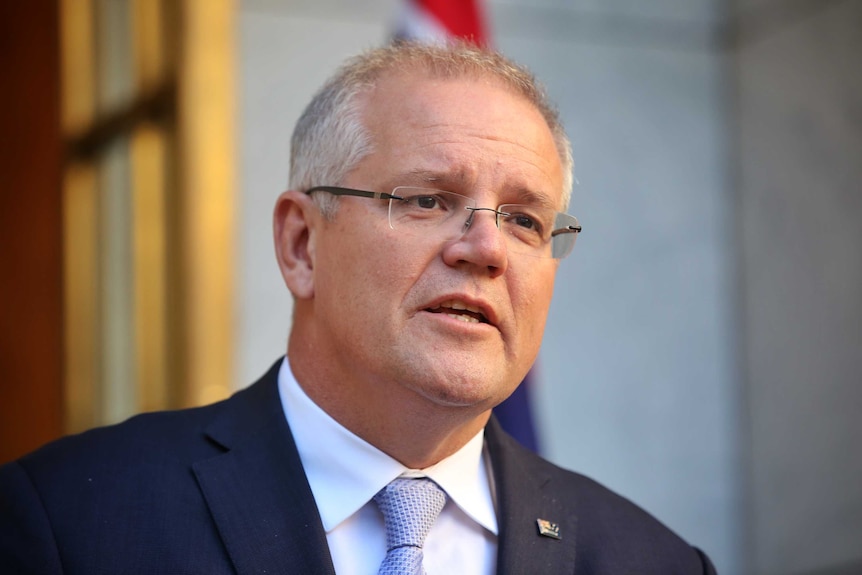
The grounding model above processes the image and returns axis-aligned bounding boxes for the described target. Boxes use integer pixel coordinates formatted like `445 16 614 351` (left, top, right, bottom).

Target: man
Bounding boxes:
0 42 716 573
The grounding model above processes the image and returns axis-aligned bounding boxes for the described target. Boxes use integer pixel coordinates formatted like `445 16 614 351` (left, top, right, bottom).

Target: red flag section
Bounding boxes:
415 0 487 44
395 0 489 47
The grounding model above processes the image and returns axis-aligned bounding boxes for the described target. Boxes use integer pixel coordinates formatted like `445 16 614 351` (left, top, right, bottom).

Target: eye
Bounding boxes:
504 211 545 235
512 213 538 230
414 195 441 210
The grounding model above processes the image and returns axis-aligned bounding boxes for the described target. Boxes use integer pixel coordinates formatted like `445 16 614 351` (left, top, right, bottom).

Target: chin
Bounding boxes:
389 348 520 408
410 371 514 412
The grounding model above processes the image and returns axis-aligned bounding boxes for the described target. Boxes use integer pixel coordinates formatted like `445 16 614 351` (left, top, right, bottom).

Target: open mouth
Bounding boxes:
425 300 489 324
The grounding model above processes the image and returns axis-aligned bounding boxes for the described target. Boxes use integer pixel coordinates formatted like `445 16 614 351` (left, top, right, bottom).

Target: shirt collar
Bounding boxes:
277 357 498 535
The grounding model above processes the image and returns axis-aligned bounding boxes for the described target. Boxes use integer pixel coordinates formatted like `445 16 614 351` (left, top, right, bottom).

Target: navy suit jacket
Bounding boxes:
0 360 716 574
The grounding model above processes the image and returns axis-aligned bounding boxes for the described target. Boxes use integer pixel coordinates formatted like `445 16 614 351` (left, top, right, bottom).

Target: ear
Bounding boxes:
273 190 318 299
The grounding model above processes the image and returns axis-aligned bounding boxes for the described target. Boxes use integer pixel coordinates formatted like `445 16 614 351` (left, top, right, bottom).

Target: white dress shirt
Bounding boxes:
277 358 498 575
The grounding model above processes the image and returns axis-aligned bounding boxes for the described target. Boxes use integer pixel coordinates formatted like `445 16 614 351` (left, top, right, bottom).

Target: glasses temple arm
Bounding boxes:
551 225 582 237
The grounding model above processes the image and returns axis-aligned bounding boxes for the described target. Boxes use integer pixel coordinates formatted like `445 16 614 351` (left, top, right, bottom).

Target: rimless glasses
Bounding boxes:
306 186 582 259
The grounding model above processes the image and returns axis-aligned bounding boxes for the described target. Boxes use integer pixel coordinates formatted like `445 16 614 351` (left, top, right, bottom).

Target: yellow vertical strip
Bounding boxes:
131 126 168 412
60 0 95 135
132 0 168 412
178 0 235 406
134 0 163 90
61 0 100 434
63 166 100 434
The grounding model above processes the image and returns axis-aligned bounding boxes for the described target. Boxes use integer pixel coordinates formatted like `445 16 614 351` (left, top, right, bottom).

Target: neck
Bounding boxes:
287 328 493 469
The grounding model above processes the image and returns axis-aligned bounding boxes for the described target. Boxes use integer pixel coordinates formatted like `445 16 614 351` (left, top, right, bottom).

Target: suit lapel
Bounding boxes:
486 417 578 575
192 360 336 575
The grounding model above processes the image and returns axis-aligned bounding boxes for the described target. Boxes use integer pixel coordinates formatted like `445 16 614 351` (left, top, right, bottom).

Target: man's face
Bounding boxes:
307 72 564 414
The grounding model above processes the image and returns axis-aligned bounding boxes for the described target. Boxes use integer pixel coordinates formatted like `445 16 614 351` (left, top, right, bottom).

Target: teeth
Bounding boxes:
430 299 486 324
446 313 480 323
438 299 482 314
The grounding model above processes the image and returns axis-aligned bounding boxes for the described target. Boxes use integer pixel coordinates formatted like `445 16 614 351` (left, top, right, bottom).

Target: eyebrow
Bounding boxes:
511 188 557 209
398 169 558 208
400 169 457 187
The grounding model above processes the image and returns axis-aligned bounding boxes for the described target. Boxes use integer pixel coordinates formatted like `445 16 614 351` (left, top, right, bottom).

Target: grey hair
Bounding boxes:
289 41 574 216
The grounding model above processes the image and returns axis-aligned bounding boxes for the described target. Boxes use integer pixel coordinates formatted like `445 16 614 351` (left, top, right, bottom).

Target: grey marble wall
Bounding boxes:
237 5 396 384
489 4 740 574
733 1 862 573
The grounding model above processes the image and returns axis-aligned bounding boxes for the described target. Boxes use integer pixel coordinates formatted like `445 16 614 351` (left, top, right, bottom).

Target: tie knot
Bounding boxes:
374 477 447 551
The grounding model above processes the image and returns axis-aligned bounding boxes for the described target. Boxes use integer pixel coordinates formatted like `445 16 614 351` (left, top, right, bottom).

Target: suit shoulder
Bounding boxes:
496 436 681 534
18 400 220 471
543 459 714 571
487 426 715 572
529 452 684 537
13 369 281 477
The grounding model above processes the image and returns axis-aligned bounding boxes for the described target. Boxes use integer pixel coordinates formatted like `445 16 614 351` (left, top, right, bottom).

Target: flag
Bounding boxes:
394 0 488 46
391 0 541 453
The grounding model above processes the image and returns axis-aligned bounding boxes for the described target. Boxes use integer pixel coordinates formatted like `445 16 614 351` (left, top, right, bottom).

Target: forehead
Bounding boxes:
364 68 534 123
355 71 563 204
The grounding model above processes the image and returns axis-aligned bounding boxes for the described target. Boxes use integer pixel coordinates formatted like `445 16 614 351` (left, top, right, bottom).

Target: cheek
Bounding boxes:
314 232 373 322
317 227 423 318
511 266 556 340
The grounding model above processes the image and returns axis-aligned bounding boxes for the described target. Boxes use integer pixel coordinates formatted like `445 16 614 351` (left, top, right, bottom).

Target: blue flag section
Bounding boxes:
492 372 541 453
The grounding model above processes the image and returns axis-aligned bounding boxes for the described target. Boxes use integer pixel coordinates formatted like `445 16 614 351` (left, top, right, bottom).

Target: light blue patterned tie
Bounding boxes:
373 477 447 575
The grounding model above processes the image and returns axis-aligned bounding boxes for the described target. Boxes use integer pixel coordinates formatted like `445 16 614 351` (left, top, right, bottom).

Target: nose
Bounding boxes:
463 206 505 229
441 206 508 276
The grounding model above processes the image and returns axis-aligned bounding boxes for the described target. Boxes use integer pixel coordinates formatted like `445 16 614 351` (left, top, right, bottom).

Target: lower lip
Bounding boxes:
420 310 497 333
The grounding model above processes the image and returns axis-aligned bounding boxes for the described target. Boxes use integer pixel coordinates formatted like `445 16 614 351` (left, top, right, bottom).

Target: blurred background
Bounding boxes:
1 1 861 574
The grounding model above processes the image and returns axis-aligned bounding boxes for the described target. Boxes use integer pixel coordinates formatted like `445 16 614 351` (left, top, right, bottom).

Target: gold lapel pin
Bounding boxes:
536 518 561 540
